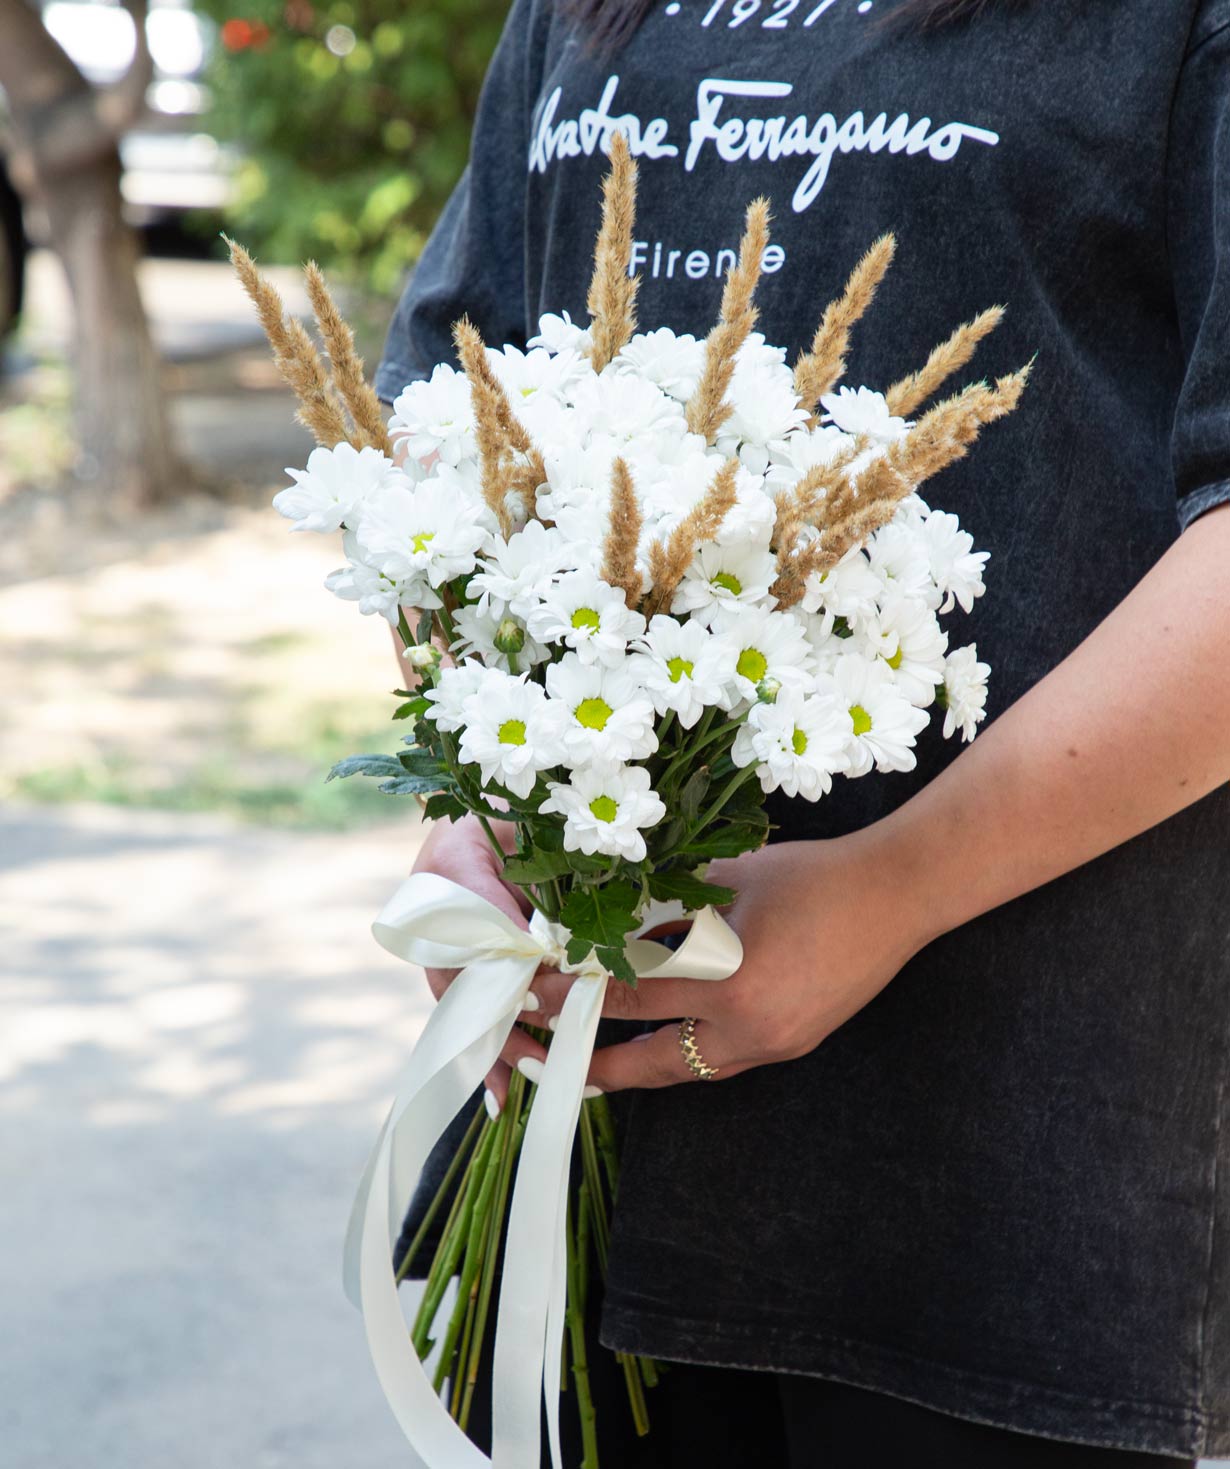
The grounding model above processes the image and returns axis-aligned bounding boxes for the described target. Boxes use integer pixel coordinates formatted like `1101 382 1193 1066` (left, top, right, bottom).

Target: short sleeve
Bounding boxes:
374 0 540 404
1167 6 1230 530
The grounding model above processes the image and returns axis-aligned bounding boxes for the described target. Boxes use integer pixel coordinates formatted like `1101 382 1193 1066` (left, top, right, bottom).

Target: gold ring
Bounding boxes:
677 1016 719 1081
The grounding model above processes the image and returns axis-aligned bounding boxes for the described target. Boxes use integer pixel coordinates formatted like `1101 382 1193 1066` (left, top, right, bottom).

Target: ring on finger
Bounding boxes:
677 1016 719 1082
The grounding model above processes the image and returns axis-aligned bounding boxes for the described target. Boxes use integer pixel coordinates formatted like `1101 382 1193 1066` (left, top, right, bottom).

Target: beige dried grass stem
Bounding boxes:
885 306 1005 418
586 130 640 372
602 457 643 607
792 234 896 424
684 198 772 443
227 236 352 448
303 260 393 455
889 364 1031 486
645 457 739 616
453 316 516 537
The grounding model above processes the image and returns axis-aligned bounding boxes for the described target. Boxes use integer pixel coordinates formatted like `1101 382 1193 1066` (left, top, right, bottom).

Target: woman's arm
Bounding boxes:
576 504 1230 1091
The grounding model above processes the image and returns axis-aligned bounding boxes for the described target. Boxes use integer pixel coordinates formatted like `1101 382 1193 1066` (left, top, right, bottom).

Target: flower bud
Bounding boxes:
403 643 440 670
756 676 782 705
493 618 526 655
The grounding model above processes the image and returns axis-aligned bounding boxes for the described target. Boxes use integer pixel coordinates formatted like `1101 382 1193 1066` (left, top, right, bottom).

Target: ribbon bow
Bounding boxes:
342 872 742 1469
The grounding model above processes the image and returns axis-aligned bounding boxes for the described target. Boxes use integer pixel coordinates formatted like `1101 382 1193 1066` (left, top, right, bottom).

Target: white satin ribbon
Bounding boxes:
342 872 742 1469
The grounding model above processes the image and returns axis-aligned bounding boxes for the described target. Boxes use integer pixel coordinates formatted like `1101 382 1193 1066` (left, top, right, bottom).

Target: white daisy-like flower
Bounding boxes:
355 478 489 588
541 762 666 862
940 643 991 742
324 530 423 622
716 361 809 475
388 364 476 467
544 656 658 766
862 592 949 707
568 371 684 444
450 603 551 672
709 605 816 708
731 688 851 800
424 661 489 733
467 521 574 619
865 519 935 603
800 544 885 632
456 672 563 799
273 443 403 533
764 423 855 490
824 653 930 776
485 343 587 407
527 309 591 355
714 464 779 547
526 571 646 667
918 508 989 614
629 615 727 729
671 541 779 624
820 385 910 445
612 328 705 401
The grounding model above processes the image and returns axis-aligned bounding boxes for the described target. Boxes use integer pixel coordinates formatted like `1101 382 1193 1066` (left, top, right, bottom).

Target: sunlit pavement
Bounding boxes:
0 802 430 1468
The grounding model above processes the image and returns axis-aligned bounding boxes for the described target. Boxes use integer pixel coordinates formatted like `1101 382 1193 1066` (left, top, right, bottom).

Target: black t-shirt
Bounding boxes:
377 1 1230 1455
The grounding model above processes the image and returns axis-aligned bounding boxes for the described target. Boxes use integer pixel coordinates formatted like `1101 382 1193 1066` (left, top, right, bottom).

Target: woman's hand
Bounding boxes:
531 830 931 1093
410 814 551 1109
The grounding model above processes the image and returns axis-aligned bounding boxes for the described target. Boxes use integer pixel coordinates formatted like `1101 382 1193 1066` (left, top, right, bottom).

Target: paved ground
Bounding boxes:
0 802 432 1469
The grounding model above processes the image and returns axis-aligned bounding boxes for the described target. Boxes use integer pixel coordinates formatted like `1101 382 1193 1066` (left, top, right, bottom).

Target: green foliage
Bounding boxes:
560 881 642 985
197 0 511 292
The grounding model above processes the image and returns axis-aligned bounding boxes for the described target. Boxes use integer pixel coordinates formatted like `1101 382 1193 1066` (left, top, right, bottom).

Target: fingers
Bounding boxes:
529 969 722 1024
587 1019 750 1094
484 1059 511 1114
498 1023 548 1074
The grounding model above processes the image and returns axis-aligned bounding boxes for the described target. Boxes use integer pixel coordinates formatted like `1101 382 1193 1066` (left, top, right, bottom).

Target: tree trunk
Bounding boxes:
0 0 181 510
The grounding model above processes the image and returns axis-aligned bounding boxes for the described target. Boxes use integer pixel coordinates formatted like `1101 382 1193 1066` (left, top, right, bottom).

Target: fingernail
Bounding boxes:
516 1056 545 1085
547 1015 559 1032
483 1087 501 1121
582 1085 604 1100
522 991 541 1013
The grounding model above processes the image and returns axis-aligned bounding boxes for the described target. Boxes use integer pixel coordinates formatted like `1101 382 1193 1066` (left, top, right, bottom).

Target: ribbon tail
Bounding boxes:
490 971 608 1469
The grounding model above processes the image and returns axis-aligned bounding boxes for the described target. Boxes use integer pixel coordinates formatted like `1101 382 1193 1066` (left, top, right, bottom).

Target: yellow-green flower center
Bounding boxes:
575 697 613 731
850 704 873 736
588 794 619 822
571 607 601 632
713 571 743 596
885 647 904 670
497 719 527 746
666 656 694 684
736 648 768 683
792 727 808 755
410 530 435 554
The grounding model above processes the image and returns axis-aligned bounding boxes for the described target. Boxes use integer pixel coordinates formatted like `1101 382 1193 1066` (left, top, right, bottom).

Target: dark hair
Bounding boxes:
564 0 1002 52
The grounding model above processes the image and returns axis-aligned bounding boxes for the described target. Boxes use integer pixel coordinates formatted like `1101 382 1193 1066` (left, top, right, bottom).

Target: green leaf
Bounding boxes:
422 790 468 822
678 767 711 825
676 817 770 862
646 869 736 911
393 697 431 722
502 848 605 886
399 747 448 778
415 608 435 645
560 881 641 986
326 753 405 783
378 773 452 796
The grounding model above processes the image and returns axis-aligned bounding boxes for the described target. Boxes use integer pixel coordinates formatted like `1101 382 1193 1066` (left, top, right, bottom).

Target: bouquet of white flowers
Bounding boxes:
233 131 1026 1469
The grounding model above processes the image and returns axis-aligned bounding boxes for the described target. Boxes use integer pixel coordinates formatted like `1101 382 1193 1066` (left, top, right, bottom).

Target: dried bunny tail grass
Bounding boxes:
303 260 393 455
792 233 896 423
453 316 516 537
227 236 352 448
602 456 643 607
770 440 865 547
586 129 640 372
885 306 1005 418
645 456 739 615
889 363 1031 486
684 198 772 443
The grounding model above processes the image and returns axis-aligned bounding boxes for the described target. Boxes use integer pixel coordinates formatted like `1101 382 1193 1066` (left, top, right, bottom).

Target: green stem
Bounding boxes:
692 763 759 837
565 1194 601 1469
396 1102 485 1284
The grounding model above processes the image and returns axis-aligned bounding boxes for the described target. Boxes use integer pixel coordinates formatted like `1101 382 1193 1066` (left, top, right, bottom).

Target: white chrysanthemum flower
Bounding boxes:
800 544 885 633
731 688 851 800
424 661 489 733
273 443 403 533
544 656 658 766
388 364 476 467
764 423 856 489
629 615 726 729
324 530 424 622
918 508 989 614
714 464 778 547
456 672 563 799
527 309 591 355
612 328 705 401
486 343 587 407
941 643 991 742
825 653 930 776
671 541 779 623
820 385 910 444
450 603 551 672
865 519 935 602
526 571 647 667
862 592 949 707
709 605 816 708
568 371 684 443
467 521 575 619
355 478 489 589
716 361 809 475
541 762 666 862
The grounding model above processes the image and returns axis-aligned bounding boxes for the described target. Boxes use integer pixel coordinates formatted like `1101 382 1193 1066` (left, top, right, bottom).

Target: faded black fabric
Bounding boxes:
377 0 1230 1456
